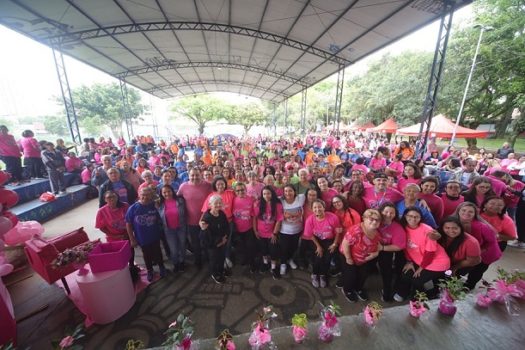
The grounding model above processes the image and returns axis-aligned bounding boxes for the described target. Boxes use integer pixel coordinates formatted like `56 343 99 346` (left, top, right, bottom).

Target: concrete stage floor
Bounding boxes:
5 199 525 349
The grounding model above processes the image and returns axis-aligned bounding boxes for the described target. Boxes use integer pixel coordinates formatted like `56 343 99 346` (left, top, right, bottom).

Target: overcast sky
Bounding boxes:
0 5 472 119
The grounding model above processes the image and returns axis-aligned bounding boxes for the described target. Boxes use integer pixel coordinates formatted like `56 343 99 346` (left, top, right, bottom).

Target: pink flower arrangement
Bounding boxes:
216 329 236 350
409 291 429 318
248 306 277 350
476 293 493 308
364 302 383 327
163 314 194 349
51 324 84 350
318 302 341 343
59 336 74 349
291 313 308 343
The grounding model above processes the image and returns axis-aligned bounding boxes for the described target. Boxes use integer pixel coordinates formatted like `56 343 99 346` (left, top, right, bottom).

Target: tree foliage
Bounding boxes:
42 115 69 137
170 95 231 135
230 102 268 134
70 83 145 138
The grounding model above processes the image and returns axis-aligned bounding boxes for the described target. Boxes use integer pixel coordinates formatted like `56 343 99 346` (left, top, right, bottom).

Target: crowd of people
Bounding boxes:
1 125 524 304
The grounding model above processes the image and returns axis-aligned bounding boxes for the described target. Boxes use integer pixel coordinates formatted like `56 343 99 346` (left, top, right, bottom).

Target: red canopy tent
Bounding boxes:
367 117 398 133
397 114 489 138
349 121 375 131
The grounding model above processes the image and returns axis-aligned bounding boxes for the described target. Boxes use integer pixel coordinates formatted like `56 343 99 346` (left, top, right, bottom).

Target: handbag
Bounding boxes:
39 192 56 202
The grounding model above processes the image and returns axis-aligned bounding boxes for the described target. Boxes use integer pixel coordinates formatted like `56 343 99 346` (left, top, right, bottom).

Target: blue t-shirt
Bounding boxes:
125 202 162 246
396 200 437 229
112 181 128 204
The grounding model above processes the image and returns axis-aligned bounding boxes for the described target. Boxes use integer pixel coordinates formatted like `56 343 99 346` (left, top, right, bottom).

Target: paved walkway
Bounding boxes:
6 199 525 349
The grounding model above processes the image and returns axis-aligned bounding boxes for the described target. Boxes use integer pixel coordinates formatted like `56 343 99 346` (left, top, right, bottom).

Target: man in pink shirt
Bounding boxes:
363 173 404 209
177 168 212 268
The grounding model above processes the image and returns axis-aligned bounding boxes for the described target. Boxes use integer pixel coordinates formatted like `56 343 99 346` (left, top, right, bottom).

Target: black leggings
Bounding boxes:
312 239 333 276
465 262 489 290
140 241 165 271
233 229 258 269
395 264 445 299
340 254 374 293
279 233 300 263
378 251 395 297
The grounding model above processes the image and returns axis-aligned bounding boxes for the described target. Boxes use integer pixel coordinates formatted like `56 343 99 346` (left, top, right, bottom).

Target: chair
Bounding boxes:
24 227 89 294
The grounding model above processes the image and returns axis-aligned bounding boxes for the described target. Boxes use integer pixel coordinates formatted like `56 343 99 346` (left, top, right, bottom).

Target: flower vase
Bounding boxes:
438 290 457 316
409 301 427 318
292 325 307 344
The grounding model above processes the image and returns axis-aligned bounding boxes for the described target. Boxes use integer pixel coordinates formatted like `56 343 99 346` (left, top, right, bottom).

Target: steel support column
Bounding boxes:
284 99 289 134
119 79 134 141
300 89 307 132
415 0 455 159
333 65 345 135
272 103 277 137
52 48 81 145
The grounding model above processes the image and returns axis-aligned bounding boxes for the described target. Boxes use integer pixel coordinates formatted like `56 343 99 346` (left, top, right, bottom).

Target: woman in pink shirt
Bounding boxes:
393 207 450 301
339 209 382 302
462 176 496 207
19 129 46 178
369 151 387 172
253 186 283 279
386 153 404 178
232 182 257 272
0 125 23 184
419 176 444 224
397 162 422 192
376 202 407 302
303 199 342 288
299 188 320 269
453 202 501 290
437 216 481 277
317 176 338 211
480 196 517 252
158 185 186 272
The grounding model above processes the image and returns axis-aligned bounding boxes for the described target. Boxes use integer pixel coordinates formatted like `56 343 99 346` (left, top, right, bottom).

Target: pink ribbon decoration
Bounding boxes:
409 301 427 318
248 323 271 349
476 293 492 308
292 325 307 343
487 280 523 303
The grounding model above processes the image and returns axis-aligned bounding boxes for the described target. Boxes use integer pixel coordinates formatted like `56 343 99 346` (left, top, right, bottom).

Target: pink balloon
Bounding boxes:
2 211 18 227
0 263 14 276
0 217 13 238
3 221 43 245
0 189 18 208
0 171 9 186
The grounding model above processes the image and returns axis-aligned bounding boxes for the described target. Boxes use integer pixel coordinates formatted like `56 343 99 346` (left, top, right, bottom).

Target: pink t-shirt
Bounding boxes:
419 193 444 224
405 223 450 271
95 203 129 241
0 134 21 157
340 224 381 265
254 202 284 238
320 188 339 210
387 161 404 176
480 213 517 240
369 158 386 171
177 181 212 225
468 220 501 264
65 157 84 172
363 187 404 209
447 233 481 265
303 211 341 240
202 190 235 221
81 168 91 184
504 181 525 208
397 178 421 192
164 198 180 230
246 182 265 200
232 196 255 233
352 164 369 174
378 221 406 249
19 137 41 158
441 194 464 218
486 175 507 197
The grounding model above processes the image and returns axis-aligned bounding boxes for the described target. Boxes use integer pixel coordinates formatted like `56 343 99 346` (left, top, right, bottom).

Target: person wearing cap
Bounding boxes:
362 172 404 209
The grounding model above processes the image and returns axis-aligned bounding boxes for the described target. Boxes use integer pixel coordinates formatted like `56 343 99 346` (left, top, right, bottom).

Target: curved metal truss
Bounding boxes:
146 80 289 98
44 21 351 66
116 61 309 87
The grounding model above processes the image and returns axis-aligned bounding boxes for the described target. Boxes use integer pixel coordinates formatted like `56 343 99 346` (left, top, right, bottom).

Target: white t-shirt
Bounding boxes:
280 194 306 235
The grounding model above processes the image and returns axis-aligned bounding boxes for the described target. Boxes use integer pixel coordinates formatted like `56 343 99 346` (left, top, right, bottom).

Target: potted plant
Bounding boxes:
437 271 468 316
318 301 341 343
363 301 383 327
163 314 195 350
248 306 277 350
216 329 235 350
409 291 430 318
291 313 308 344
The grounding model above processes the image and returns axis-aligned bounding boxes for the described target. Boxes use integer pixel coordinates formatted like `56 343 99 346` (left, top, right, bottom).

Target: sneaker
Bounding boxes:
225 257 233 268
212 274 223 284
343 290 358 303
393 293 404 302
288 259 298 270
147 270 154 282
356 290 368 301
335 279 343 289
272 268 281 280
311 274 319 288
280 264 287 276
159 266 167 278
508 240 525 249
319 275 327 288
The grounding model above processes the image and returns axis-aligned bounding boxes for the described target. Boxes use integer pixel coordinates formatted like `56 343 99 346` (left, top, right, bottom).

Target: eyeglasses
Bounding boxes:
235 189 246 193
364 217 381 222
332 200 343 205
405 215 421 220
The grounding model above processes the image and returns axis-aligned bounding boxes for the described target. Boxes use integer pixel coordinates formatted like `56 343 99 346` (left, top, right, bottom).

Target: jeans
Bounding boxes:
1 156 23 182
140 240 165 271
47 168 66 193
165 227 187 265
188 224 205 265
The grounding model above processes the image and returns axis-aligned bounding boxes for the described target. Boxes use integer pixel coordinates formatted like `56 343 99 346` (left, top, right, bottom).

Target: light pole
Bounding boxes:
450 24 493 145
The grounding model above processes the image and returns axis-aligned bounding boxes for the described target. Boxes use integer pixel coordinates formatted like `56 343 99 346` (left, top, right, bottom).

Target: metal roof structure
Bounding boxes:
0 0 470 103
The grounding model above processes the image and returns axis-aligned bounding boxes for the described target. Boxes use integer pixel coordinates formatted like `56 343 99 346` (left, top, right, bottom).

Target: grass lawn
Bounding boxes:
437 137 525 153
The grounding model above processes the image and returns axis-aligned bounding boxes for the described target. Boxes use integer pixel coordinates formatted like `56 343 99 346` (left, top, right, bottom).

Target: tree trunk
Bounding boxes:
507 114 524 149
495 106 514 138
466 138 478 151
198 123 205 135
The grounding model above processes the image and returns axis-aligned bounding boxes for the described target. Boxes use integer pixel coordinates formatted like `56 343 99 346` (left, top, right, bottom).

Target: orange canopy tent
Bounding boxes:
367 117 398 133
349 121 375 131
397 114 489 138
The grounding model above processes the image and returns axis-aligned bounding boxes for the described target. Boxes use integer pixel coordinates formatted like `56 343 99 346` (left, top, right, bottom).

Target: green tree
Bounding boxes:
70 83 145 138
170 95 230 135
229 102 267 135
42 115 69 137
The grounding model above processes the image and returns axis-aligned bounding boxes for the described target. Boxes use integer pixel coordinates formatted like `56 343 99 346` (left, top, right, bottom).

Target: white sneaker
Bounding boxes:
508 240 525 249
319 275 327 288
288 259 298 270
393 293 404 302
225 257 233 268
311 274 319 288
280 264 287 275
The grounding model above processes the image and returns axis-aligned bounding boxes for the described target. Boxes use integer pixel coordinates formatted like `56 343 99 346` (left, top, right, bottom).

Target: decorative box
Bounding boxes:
88 240 130 273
